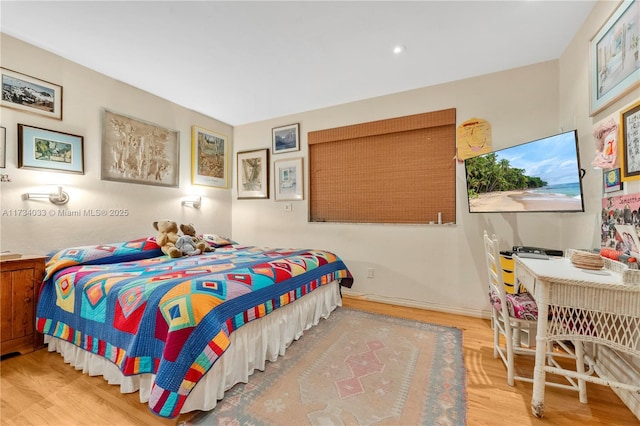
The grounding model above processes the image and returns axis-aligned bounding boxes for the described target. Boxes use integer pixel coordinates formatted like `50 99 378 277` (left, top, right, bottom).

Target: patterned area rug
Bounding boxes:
185 307 466 425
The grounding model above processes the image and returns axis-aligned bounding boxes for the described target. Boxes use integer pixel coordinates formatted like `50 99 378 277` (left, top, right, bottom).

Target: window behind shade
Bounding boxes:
308 108 456 224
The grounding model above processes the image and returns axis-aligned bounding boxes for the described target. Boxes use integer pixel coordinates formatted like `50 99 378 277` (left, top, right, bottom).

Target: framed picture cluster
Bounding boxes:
237 123 304 200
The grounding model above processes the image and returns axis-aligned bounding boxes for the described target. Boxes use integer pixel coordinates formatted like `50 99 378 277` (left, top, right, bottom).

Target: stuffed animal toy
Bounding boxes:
153 219 182 258
175 234 201 256
180 223 214 253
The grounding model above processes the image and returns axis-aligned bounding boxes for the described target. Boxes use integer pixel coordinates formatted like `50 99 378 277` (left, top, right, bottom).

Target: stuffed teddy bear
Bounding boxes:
153 219 182 258
175 234 201 256
180 223 214 253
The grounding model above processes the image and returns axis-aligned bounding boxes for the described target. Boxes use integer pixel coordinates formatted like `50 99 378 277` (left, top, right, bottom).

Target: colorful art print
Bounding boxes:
1 67 63 120
101 110 179 187
17 124 84 174
590 0 640 116
191 126 229 188
621 100 640 180
604 168 623 192
237 148 269 199
272 123 300 154
601 193 640 248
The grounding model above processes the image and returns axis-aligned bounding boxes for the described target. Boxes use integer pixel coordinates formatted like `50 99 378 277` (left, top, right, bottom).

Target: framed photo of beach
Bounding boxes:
589 0 640 116
621 100 640 181
604 168 623 193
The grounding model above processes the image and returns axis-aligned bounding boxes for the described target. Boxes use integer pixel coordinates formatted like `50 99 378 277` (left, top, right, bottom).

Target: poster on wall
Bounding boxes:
455 117 492 162
601 192 640 250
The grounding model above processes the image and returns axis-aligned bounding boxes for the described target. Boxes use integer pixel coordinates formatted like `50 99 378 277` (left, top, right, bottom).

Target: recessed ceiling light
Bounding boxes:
393 45 406 55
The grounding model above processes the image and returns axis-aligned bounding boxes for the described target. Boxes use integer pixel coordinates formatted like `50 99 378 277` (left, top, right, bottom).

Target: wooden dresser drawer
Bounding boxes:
0 255 46 357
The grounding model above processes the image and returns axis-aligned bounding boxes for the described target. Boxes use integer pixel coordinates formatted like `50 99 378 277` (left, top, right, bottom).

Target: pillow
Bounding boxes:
201 233 236 248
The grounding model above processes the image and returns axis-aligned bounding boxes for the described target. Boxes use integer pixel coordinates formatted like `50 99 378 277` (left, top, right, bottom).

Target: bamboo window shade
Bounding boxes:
308 108 456 224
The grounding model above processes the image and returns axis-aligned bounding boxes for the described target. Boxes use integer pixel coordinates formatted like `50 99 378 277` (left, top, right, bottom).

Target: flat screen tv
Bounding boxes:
464 130 585 213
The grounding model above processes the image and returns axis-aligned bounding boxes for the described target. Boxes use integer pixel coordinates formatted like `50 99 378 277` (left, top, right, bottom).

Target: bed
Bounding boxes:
36 237 352 418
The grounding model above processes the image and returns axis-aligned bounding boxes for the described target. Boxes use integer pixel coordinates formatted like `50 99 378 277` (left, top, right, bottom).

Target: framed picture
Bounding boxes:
621 100 640 181
102 109 179 187
191 126 229 188
604 168 623 192
237 148 269 199
615 223 640 258
274 157 303 201
0 126 5 168
18 124 84 174
1 67 63 120
590 0 640 116
272 123 300 154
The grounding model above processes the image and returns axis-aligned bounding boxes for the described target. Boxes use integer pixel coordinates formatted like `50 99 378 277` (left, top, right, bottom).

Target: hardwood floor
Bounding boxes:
1 295 638 425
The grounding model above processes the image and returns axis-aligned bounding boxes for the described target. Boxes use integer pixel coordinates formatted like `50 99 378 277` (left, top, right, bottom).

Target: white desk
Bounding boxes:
514 255 640 418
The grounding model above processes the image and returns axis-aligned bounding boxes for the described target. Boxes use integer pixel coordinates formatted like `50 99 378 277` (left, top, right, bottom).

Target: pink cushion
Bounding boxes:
489 290 538 320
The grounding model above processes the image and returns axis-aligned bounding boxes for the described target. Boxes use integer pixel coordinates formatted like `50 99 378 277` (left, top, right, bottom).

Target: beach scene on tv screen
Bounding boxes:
466 132 583 212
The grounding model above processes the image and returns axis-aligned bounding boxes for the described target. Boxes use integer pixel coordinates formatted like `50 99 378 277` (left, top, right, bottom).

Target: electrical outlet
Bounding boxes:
284 203 292 212
367 268 374 278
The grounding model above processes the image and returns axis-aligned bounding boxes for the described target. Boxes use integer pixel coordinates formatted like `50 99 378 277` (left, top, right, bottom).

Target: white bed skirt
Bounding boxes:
44 281 342 414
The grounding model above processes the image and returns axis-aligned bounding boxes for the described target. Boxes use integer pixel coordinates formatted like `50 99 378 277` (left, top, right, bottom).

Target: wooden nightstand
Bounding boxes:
0 255 46 357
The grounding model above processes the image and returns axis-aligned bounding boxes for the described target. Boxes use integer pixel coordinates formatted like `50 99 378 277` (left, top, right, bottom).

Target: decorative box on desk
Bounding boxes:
0 255 46 357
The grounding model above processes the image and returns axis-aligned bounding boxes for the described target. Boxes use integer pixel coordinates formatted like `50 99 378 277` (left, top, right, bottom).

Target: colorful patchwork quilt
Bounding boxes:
36 238 353 418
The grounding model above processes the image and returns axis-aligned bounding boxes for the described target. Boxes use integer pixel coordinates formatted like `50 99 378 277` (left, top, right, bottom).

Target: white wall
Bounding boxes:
233 60 563 318
559 0 640 249
0 35 234 255
559 1 640 417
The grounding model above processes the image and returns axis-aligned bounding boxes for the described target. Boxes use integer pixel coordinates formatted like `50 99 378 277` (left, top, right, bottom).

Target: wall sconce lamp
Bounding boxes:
182 196 201 209
22 186 70 205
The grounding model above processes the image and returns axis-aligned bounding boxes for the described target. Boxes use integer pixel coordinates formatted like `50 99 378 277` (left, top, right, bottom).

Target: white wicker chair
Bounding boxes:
484 231 589 399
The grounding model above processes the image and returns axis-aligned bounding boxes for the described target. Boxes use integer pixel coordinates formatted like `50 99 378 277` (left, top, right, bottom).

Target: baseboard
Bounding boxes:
341 289 491 319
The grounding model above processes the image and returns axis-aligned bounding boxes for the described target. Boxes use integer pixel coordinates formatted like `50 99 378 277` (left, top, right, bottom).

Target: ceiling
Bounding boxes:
0 1 597 126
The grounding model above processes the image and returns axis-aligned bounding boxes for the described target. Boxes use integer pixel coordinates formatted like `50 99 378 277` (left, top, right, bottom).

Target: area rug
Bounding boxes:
185 307 466 425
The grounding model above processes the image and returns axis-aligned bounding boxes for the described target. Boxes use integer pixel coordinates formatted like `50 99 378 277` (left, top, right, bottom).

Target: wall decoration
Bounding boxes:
0 126 5 168
590 0 639 116
591 118 618 169
621 100 640 181
191 126 229 188
614 223 640 258
455 117 492 162
1 67 63 120
604 168 623 192
101 110 179 187
601 192 640 249
272 123 300 154
274 157 303 201
18 124 84 174
237 148 269 199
